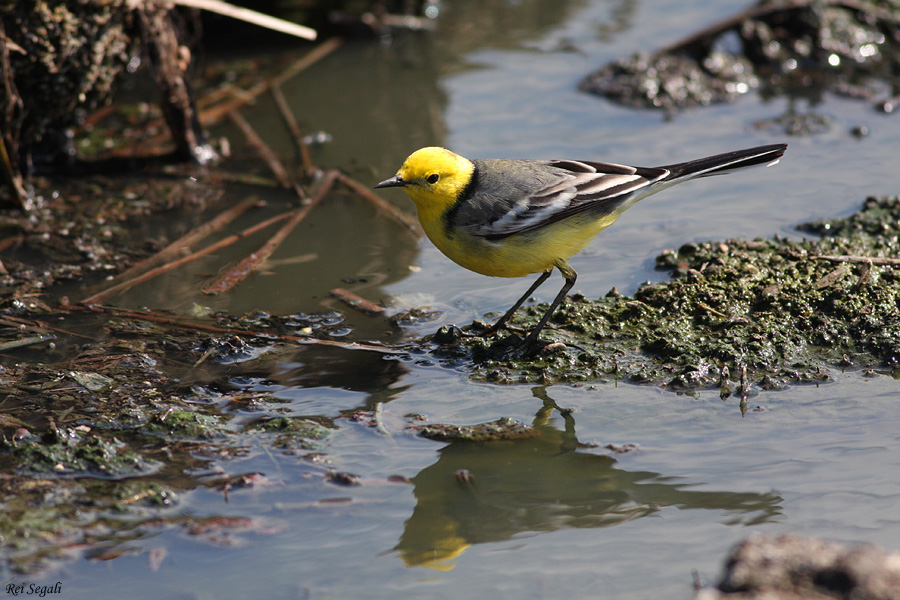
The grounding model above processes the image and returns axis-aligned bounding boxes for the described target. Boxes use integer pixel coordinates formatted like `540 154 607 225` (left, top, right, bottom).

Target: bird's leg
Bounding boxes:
479 269 553 336
524 260 576 343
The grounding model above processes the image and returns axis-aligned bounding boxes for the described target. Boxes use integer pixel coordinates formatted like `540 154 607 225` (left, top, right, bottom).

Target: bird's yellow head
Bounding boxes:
374 147 475 218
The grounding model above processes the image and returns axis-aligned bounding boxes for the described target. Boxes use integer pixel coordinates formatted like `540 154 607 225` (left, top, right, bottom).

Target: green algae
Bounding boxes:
0 309 356 574
432 196 900 392
141 408 231 441
4 430 163 479
413 417 539 442
0 473 279 574
0 476 178 573
251 417 332 451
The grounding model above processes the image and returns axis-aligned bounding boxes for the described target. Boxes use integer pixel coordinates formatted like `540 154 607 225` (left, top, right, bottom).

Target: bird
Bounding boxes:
375 143 787 344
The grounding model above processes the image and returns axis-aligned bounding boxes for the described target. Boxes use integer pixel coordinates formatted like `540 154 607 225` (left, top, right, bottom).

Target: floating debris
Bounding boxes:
6 429 163 479
69 371 114 392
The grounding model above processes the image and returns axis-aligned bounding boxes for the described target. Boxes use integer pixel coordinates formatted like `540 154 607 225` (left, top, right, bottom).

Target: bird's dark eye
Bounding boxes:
426 174 440 184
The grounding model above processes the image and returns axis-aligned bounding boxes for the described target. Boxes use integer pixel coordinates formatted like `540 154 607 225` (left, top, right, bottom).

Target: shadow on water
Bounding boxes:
229 344 413 414
395 388 782 570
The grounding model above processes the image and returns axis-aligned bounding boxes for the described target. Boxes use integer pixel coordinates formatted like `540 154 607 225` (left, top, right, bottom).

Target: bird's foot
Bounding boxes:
432 323 583 360
457 319 526 338
486 331 564 359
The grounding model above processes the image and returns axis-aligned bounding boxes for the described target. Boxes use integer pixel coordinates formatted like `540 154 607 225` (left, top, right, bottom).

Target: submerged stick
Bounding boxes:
80 208 299 304
330 288 385 316
65 304 400 354
198 37 343 125
228 110 297 193
270 83 313 174
202 169 339 295
158 169 282 188
87 38 343 163
0 235 23 253
0 134 26 209
338 173 422 238
0 314 96 341
270 36 343 88
96 194 260 291
0 334 55 352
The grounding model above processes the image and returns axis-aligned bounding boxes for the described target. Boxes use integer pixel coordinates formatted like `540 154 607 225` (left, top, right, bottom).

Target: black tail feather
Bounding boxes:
663 144 787 182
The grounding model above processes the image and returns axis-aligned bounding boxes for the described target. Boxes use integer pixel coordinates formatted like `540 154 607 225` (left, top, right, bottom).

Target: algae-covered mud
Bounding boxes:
0 351 423 576
432 196 900 394
0 307 346 573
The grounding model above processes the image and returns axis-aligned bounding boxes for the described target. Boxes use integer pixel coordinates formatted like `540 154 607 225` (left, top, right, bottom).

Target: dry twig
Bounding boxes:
814 263 850 289
172 0 317 40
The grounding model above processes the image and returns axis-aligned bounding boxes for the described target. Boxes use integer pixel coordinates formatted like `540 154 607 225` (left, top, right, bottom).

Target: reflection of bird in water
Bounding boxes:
395 387 782 569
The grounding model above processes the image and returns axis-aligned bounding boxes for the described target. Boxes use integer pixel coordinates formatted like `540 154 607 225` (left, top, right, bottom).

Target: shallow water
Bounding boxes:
54 370 900 599
20 0 900 597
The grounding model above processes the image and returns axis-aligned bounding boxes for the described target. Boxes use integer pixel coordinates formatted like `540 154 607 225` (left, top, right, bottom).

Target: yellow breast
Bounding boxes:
418 209 622 278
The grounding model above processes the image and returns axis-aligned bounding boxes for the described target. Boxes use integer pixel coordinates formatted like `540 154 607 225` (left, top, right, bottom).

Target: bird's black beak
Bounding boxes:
374 174 405 189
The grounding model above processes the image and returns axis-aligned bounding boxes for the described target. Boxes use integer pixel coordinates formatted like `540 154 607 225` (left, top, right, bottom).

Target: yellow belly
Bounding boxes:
423 212 622 278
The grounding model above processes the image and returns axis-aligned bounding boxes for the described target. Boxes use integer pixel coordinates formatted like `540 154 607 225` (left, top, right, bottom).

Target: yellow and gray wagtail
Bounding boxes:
375 143 787 342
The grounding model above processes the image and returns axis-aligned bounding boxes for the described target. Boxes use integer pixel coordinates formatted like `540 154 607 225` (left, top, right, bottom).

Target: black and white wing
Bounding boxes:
457 158 668 240
452 144 786 241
